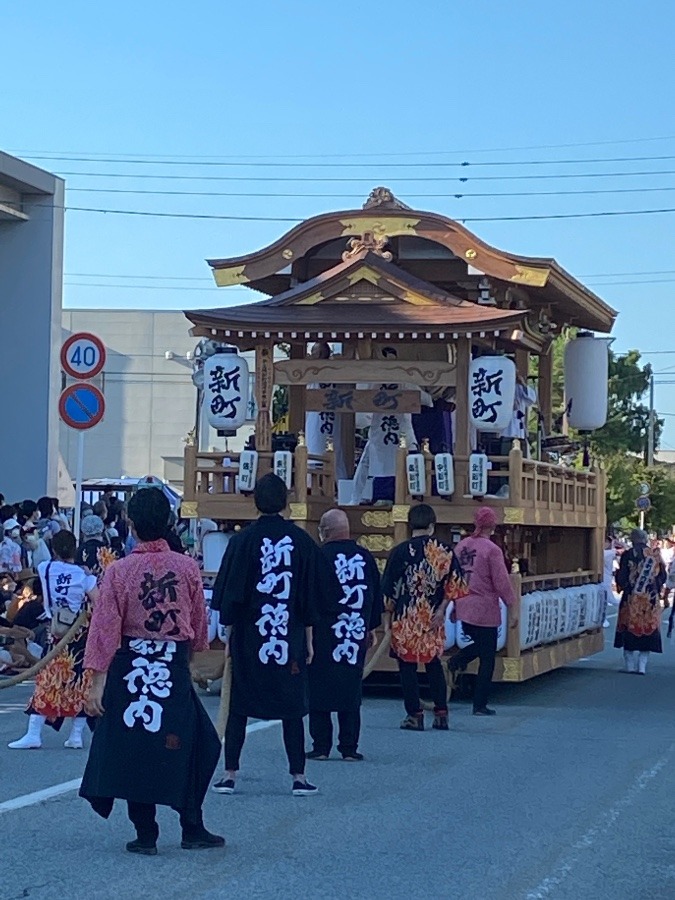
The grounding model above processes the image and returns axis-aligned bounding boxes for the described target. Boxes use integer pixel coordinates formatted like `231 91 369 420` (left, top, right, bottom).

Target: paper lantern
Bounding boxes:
203 348 250 434
237 449 258 493
274 450 293 488
564 333 610 430
468 356 517 432
456 601 507 651
469 452 489 497
434 453 455 496
406 453 426 496
444 602 456 650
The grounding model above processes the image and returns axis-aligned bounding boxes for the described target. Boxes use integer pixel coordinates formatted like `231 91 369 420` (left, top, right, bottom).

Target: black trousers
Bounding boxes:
127 801 202 842
224 712 305 776
309 709 361 756
398 657 448 717
451 624 498 711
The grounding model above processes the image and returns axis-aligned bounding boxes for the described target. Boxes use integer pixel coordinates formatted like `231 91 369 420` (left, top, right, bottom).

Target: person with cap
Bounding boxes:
450 507 518 716
614 529 666 675
0 519 22 575
76 515 109 576
381 503 467 731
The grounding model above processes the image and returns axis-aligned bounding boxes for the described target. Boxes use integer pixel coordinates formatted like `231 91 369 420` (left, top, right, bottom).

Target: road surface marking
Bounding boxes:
525 742 675 898
0 778 83 814
0 719 280 814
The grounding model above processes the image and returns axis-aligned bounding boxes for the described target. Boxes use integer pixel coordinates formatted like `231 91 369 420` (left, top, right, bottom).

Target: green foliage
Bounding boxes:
605 455 675 533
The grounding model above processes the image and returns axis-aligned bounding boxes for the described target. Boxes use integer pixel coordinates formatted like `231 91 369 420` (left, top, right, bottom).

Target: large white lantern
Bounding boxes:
564 333 610 431
203 348 250 435
468 356 517 432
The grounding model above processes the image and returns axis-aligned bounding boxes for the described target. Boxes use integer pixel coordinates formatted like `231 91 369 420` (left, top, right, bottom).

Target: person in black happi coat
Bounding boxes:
211 473 326 797
308 509 383 761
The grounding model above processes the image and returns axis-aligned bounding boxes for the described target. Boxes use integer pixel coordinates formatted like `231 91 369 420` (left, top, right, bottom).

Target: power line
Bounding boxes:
64 185 675 200
52 168 675 184
10 133 675 160
18 152 675 169
58 205 675 224
62 268 675 282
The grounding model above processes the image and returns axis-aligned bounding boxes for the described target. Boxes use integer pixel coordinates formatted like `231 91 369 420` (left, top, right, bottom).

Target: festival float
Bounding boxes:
182 188 616 683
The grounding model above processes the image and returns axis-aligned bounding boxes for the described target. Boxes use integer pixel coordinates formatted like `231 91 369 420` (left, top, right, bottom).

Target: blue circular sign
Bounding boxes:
59 383 105 430
635 496 652 512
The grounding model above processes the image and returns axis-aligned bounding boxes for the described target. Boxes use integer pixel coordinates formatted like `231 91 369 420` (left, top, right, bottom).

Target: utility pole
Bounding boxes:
647 374 655 467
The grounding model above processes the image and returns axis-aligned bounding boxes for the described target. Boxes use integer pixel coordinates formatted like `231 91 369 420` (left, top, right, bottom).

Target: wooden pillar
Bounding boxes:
288 342 306 436
515 349 529 382
294 434 308 504
538 347 553 435
508 439 523 507
506 573 522 659
454 337 471 496
183 444 197 502
255 340 274 452
394 439 409 545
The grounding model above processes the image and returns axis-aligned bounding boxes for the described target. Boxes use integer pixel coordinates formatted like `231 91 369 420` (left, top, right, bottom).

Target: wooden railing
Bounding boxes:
395 440 605 522
183 443 335 505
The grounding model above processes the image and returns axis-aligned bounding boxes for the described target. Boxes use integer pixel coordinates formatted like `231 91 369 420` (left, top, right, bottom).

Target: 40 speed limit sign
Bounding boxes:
60 332 106 380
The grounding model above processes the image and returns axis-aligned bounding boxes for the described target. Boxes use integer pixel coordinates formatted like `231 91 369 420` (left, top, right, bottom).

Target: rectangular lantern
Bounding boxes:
434 453 455 496
406 453 426 497
237 449 258 493
273 450 293 489
469 452 489 497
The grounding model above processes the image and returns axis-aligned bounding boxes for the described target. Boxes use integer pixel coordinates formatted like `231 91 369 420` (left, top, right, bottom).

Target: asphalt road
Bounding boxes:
1 610 673 900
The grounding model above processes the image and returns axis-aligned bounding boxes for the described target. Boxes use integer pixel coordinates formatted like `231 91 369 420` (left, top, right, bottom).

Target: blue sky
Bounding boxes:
3 0 675 444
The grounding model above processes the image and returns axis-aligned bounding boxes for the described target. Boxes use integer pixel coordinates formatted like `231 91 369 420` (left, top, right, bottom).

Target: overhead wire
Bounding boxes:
9 132 675 159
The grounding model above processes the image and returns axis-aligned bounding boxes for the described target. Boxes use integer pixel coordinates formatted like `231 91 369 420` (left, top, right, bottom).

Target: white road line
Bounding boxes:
0 719 280 814
524 742 675 899
0 778 83 814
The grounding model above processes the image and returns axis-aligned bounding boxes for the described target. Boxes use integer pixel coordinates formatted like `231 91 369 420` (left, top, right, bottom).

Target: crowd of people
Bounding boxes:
0 475 674 856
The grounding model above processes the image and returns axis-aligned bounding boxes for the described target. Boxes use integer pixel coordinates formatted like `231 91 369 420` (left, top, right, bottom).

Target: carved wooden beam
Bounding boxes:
275 359 457 386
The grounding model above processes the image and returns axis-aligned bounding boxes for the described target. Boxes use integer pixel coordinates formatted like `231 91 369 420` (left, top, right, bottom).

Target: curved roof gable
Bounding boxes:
205 188 616 333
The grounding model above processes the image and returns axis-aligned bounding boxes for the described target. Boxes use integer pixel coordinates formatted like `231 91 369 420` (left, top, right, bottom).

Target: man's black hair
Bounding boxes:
52 530 77 561
128 489 171 542
0 506 17 524
408 503 436 531
37 497 54 518
20 500 38 519
254 473 288 515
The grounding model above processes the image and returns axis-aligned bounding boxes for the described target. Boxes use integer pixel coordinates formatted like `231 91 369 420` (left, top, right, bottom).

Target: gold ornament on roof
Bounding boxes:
342 231 393 262
362 187 412 211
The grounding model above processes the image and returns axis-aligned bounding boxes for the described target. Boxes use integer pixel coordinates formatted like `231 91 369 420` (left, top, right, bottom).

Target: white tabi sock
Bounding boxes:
623 649 638 672
65 717 86 748
637 651 649 674
8 714 45 749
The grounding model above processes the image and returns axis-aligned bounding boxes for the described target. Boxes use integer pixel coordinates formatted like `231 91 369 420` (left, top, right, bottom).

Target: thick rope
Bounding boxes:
362 630 392 679
0 610 90 690
216 656 232 741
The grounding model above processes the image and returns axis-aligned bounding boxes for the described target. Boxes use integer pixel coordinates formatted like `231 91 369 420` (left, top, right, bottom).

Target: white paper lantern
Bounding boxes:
203 348 250 434
434 453 455 496
469 452 489 497
274 450 293 488
456 601 507 651
468 356 517 432
564 333 610 430
237 449 258 493
406 453 426 496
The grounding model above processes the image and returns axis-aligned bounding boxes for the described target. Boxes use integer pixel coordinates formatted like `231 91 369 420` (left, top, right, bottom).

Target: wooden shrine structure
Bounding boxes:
182 188 617 682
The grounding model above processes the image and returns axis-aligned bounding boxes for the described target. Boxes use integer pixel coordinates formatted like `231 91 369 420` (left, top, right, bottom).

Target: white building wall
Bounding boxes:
0 153 64 500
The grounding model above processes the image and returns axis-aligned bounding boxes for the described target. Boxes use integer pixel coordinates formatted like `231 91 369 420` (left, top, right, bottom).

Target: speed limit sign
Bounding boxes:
61 332 106 380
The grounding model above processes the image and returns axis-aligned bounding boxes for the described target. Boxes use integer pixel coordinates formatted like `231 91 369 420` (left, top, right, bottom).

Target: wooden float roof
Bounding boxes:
203 188 617 333
187 249 533 343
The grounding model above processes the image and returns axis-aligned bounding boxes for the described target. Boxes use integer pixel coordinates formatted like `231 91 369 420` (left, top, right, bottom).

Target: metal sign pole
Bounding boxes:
74 431 85 540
